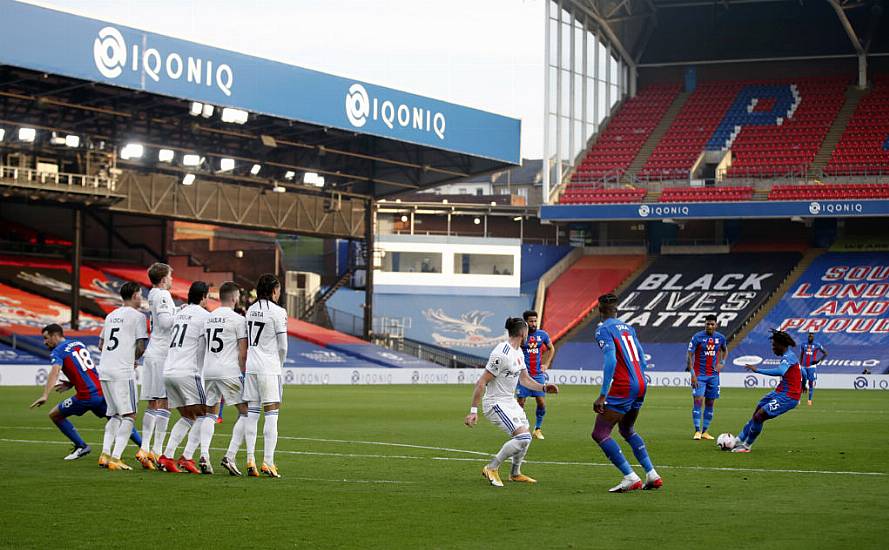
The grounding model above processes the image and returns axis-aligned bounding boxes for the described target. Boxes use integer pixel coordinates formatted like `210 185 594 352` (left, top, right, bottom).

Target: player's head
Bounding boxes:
522 310 538 332
219 281 240 307
704 314 717 335
120 281 142 308
147 262 173 290
255 273 281 302
188 281 210 307
598 293 618 319
769 329 796 355
505 317 528 343
41 323 65 349
808 332 814 343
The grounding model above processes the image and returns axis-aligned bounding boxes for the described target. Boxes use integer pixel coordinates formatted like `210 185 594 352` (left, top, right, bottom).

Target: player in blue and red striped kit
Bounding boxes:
686 315 727 440
733 329 803 453
516 310 553 440
30 324 140 461
591 294 662 493
799 333 826 406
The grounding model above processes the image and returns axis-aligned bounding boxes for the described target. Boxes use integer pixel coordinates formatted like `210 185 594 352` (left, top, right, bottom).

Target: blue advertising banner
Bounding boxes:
0 1 520 163
540 199 889 221
0 342 43 365
553 341 688 372
284 338 380 369
733 252 889 373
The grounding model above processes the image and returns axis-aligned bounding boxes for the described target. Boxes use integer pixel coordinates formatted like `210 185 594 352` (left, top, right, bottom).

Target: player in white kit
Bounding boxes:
157 281 211 474
243 274 288 478
136 262 175 470
201 281 249 476
465 317 559 487
98 282 148 471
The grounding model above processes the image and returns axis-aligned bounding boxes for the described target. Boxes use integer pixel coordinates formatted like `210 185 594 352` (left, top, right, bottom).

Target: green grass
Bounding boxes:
1 386 887 549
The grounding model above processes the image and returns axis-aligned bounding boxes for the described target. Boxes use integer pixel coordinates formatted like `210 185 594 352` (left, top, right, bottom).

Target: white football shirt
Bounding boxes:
99 306 148 381
144 287 175 361
482 340 527 403
245 299 288 376
202 306 248 380
163 304 211 376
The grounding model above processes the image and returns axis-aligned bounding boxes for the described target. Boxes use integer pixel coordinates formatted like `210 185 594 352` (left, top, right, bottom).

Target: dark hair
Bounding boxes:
42 323 64 337
120 281 141 301
188 281 210 305
255 273 280 301
219 281 240 303
704 314 718 322
504 317 527 337
522 310 538 321
147 262 172 285
769 329 796 348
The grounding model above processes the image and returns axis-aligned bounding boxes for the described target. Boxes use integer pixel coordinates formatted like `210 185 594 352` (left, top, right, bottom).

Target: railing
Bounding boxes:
398 338 486 368
0 165 116 191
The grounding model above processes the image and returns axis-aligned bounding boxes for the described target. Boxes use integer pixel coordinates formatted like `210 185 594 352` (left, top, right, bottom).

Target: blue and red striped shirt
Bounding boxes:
799 342 825 368
595 318 647 399
687 331 727 377
522 329 552 377
774 350 803 400
51 339 102 400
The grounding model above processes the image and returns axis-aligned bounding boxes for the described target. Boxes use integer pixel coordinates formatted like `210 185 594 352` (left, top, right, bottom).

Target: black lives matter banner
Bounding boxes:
612 253 801 342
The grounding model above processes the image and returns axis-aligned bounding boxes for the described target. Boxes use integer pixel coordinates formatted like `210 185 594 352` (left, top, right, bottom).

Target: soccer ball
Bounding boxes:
717 433 736 451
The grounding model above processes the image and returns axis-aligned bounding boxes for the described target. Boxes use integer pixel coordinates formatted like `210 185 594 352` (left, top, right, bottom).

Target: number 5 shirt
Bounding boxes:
99 306 148 381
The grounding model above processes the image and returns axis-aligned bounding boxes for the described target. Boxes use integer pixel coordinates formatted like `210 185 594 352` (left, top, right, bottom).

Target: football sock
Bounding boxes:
535 406 546 430
183 416 205 460
625 433 654 474
111 416 135 460
163 417 193 457
200 414 218 459
692 402 702 431
55 417 87 448
703 405 714 432
226 414 248 460
263 410 279 465
597 437 633 476
739 419 764 446
808 383 814 401
152 409 171 456
140 409 156 451
488 437 524 470
510 433 532 476
245 406 261 462
103 416 120 455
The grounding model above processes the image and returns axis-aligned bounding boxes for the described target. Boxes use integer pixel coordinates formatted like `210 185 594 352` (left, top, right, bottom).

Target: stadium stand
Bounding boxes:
541 255 645 342
731 252 889 374
769 183 889 200
0 282 103 336
825 75 889 176
570 84 681 182
559 187 647 204
659 186 753 202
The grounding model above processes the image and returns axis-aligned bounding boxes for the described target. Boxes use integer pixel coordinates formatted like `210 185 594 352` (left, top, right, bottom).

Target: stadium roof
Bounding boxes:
561 0 888 66
0 0 521 199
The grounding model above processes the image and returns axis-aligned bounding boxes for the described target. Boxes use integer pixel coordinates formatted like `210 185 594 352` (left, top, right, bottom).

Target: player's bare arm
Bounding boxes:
238 338 248 373
541 345 555 372
687 351 697 387
30 364 62 408
465 370 494 427
717 347 727 373
135 338 148 361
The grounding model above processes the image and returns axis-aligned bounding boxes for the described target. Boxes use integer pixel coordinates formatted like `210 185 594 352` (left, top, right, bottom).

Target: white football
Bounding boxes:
717 433 736 451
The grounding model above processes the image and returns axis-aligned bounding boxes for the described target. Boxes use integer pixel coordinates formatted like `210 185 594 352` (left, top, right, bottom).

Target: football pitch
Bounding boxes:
1 385 887 549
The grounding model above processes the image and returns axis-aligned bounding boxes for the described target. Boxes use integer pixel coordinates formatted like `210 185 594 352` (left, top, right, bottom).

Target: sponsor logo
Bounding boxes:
35 368 47 385
351 370 360 384
637 205 690 218
344 83 446 139
92 26 233 96
853 376 868 390
299 351 347 364
744 375 759 388
411 370 420 384
809 201 821 215
638 204 650 218
423 308 503 349
733 355 763 367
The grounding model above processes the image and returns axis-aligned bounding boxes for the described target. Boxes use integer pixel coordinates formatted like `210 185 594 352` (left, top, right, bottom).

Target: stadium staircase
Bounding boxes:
622 91 691 183
727 247 826 351
811 86 868 175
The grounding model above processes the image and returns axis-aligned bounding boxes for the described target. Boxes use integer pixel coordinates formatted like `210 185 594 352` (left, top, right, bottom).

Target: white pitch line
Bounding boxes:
1 436 886 478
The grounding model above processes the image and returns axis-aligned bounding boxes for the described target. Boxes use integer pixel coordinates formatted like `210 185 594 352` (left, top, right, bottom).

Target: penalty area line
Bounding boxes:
0 437 886 478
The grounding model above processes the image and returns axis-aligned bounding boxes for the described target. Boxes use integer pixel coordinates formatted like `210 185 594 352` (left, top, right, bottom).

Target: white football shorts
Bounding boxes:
139 356 167 401
164 374 206 409
205 377 245 407
242 373 283 405
100 378 138 417
483 399 529 436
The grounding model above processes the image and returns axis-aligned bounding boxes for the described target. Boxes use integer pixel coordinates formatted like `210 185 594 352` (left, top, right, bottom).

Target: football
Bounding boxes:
717 433 736 451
